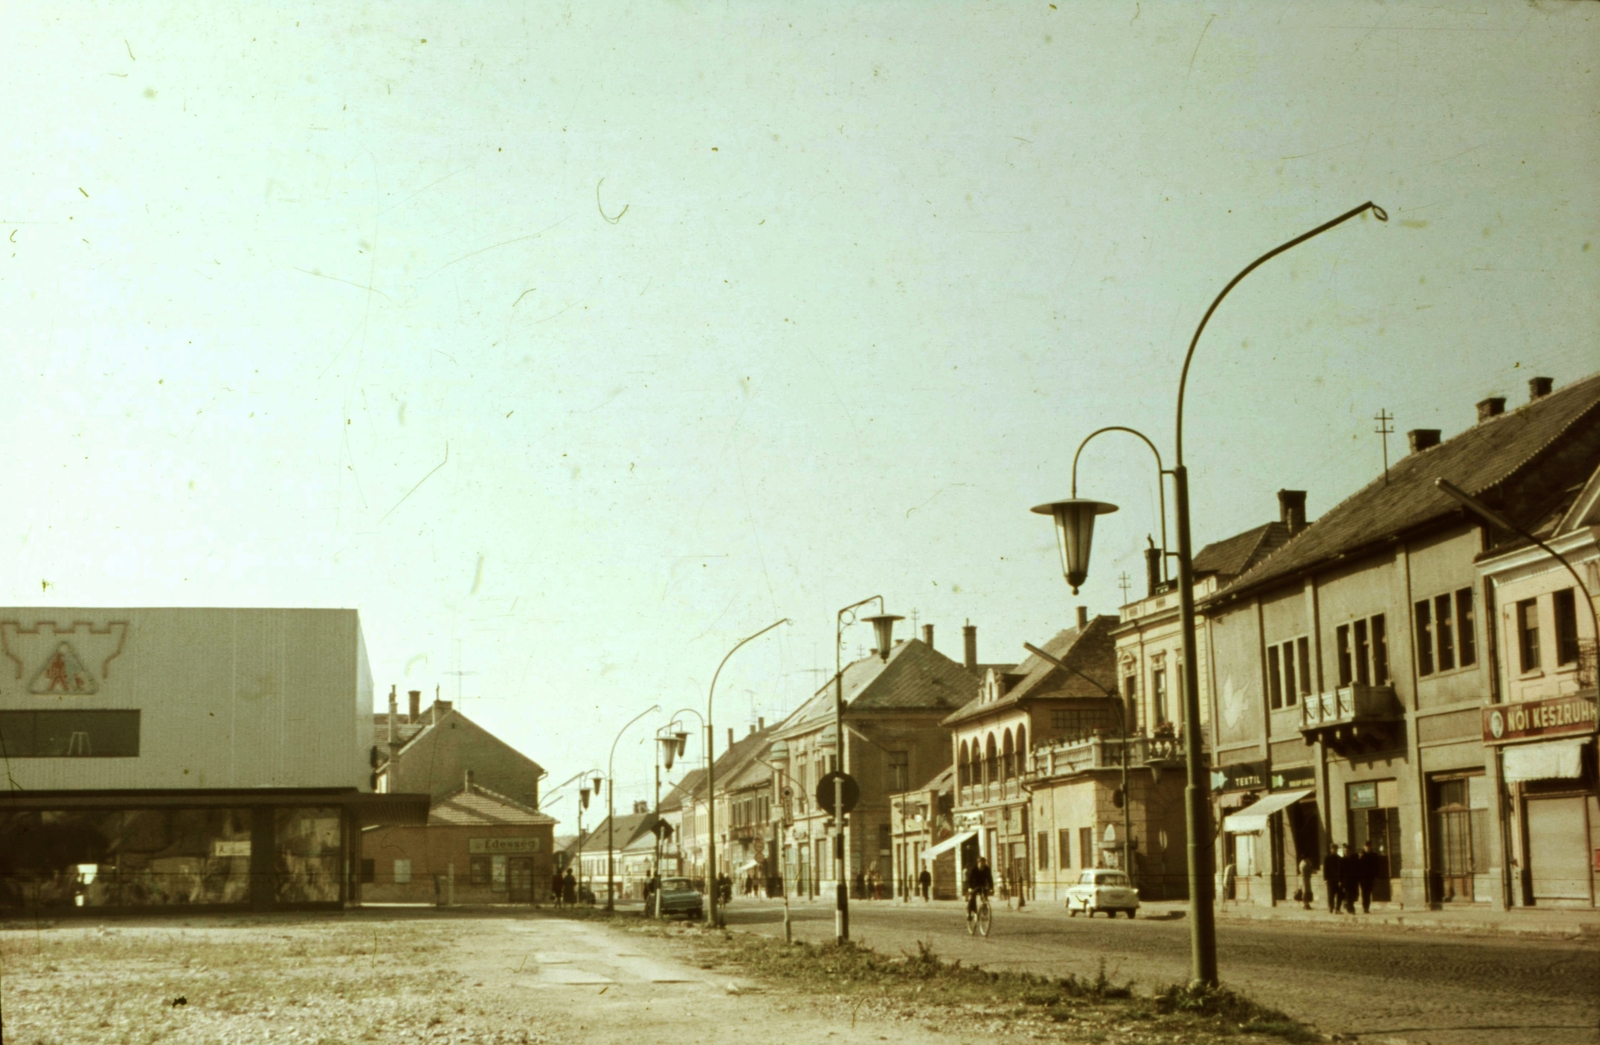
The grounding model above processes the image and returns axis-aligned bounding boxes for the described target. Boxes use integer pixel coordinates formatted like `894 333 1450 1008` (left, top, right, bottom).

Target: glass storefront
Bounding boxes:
274 807 343 904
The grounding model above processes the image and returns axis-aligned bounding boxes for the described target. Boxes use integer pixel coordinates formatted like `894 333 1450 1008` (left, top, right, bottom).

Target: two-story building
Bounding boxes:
1476 456 1600 908
375 691 545 812
1201 372 1600 909
769 626 978 901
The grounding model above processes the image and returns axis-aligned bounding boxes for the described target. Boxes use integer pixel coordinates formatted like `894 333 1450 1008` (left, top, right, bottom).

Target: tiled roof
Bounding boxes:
912 764 956 794
660 768 703 812
584 811 658 850
776 639 979 738
427 783 556 828
1191 522 1291 579
941 616 1117 727
370 714 429 750
1213 371 1600 601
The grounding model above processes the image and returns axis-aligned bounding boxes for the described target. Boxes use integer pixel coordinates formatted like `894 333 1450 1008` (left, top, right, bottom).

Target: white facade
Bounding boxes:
0 607 374 791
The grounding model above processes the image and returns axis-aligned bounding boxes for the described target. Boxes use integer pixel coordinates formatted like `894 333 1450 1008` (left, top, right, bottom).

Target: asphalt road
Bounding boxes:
717 898 1600 1045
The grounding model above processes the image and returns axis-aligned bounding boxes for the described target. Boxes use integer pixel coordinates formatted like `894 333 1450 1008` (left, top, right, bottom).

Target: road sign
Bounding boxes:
815 771 860 816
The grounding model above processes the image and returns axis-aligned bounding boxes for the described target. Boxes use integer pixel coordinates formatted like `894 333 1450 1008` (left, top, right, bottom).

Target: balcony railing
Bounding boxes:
1299 683 1399 730
1025 733 1185 780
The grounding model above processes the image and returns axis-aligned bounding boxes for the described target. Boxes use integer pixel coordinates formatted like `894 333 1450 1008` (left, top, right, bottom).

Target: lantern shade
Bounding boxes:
579 787 591 810
592 775 604 796
675 731 690 757
659 734 678 771
862 614 904 662
1030 498 1119 593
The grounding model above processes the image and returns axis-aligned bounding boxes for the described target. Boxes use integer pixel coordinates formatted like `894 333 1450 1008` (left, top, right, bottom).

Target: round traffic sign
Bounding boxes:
815 771 860 815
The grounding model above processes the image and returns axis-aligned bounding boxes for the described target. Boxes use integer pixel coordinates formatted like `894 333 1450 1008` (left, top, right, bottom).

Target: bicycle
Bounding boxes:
965 891 992 937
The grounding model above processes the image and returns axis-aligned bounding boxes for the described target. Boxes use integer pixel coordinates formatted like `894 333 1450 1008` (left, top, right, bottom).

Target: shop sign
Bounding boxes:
212 840 251 858
1348 782 1377 810
1482 695 1597 744
1270 765 1316 791
1210 760 1267 792
469 837 541 854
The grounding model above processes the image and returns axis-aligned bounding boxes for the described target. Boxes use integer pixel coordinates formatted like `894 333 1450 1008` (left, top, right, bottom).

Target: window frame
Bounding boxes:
1517 597 1542 674
1336 613 1390 687
1266 635 1310 709
1553 588 1581 666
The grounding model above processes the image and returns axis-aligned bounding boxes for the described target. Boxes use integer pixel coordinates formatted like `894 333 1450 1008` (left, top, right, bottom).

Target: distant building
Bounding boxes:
374 689 545 811
891 765 956 898
0 608 426 914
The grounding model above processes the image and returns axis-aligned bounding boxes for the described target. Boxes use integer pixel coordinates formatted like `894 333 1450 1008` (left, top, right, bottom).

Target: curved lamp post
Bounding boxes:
650 716 695 916
607 705 662 911
1031 201 1387 986
705 619 791 928
832 596 901 943
574 768 604 903
663 707 707 888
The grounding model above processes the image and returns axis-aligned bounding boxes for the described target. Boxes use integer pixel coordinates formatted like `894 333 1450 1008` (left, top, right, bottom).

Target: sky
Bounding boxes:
4 1 1597 831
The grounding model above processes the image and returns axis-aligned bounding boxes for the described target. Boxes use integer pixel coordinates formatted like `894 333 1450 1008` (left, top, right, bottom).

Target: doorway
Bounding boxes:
1428 772 1488 904
507 858 534 903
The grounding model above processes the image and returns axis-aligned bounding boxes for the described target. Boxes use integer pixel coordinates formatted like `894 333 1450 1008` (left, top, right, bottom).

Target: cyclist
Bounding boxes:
963 856 994 920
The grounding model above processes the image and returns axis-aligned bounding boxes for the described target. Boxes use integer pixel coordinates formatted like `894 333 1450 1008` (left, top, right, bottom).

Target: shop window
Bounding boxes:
1058 828 1072 869
470 855 491 886
492 854 507 892
1415 588 1477 676
275 808 342 904
1553 588 1581 666
0 710 140 757
1517 599 1542 673
1346 780 1402 902
1336 615 1389 687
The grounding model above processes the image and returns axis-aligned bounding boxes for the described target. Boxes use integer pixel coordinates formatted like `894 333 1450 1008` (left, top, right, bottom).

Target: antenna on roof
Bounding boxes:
1117 571 1133 605
1374 408 1395 486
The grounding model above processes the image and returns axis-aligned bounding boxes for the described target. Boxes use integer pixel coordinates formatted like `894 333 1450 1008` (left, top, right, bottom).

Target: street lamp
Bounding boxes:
574 768 604 904
664 707 706 888
650 718 694 916
1032 201 1387 986
606 704 663 912
832 596 901 943
705 619 791 929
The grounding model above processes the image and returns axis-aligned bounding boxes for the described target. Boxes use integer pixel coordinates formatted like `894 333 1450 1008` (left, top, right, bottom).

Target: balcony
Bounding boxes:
1026 733 1185 781
1299 683 1402 755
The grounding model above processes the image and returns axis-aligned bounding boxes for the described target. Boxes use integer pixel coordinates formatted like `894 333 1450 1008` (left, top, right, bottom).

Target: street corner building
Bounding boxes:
0 608 429 914
360 772 555 905
1200 373 1600 911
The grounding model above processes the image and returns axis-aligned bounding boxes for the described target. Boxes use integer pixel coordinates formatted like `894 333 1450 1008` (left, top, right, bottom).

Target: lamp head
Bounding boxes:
1031 498 1119 593
579 786 591 810
592 775 604 796
675 731 690 758
659 734 678 771
862 613 904 662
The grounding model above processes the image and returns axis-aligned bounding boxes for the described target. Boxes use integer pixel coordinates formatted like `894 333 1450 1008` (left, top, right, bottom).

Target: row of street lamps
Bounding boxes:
564 202 1392 988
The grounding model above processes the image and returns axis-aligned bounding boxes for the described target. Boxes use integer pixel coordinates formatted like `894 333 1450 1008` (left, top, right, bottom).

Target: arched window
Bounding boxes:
1002 729 1014 780
985 733 998 784
1016 725 1028 774
958 740 970 787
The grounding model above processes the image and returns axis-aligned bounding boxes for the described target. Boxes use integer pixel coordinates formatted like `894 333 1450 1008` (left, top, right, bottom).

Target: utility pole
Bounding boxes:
1374 409 1394 485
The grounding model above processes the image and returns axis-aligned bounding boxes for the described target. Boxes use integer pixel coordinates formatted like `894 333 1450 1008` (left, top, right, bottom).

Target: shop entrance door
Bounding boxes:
1526 796 1592 904
507 858 534 903
1429 774 1488 903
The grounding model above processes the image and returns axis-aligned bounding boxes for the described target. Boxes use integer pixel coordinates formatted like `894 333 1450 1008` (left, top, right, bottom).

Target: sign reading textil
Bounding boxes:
469 837 541 854
1482 695 1597 744
1210 761 1266 792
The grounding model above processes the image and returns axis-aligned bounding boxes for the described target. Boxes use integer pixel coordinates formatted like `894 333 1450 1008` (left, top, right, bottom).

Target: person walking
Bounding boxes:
918 865 932 901
1355 842 1381 913
1338 845 1359 914
1297 855 1315 910
1322 844 1344 913
552 869 565 908
562 868 577 907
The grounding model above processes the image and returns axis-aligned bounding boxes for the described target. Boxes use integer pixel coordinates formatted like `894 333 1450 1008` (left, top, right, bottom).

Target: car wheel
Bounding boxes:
1125 909 1136 919
1068 907 1077 917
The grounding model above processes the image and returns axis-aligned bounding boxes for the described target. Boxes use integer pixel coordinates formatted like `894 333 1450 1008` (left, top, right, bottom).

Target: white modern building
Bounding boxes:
0 608 426 914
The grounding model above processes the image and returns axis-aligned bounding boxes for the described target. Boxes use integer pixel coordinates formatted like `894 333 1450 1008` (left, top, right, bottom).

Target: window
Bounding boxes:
1049 709 1104 736
887 751 909 791
1517 598 1541 673
0 710 141 757
393 859 412 885
985 735 998 783
1123 675 1138 732
1554 588 1581 666
470 855 492 885
1152 668 1168 725
1336 614 1389 687
1058 828 1072 869
1415 588 1476 676
1037 831 1050 871
957 741 970 787
1267 636 1311 709
1079 827 1094 870
492 854 507 892
360 858 376 884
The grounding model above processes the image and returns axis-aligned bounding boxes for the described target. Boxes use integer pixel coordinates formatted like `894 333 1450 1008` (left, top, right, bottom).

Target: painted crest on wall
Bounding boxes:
30 642 97 694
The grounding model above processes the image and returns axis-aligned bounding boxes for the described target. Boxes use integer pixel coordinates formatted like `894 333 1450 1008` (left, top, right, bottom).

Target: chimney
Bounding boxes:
758 716 765 730
1277 490 1308 536
962 623 977 670
408 690 421 723
464 769 474 792
728 727 735 749
1144 543 1161 597
432 699 452 725
1529 376 1554 401
923 623 934 650
748 723 755 736
1476 396 1506 423
1407 429 1441 454
387 686 398 745
1076 605 1089 630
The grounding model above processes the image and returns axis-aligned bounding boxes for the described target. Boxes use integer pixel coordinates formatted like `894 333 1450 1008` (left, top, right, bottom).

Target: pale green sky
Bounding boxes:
4 1 1596 825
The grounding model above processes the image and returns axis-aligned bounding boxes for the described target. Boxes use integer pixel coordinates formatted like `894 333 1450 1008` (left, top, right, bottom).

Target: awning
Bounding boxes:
1221 789 1312 835
1503 738 1589 782
921 829 978 861
736 859 760 872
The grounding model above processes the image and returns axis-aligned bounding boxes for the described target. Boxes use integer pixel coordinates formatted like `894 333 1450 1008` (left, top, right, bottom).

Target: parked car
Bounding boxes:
1065 869 1139 918
652 877 704 919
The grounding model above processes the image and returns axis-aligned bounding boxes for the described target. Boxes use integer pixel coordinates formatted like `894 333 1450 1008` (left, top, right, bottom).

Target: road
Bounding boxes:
719 898 1600 1045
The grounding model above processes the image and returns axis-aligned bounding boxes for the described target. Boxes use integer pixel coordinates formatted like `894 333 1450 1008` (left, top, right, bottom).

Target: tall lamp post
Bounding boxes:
1031 201 1387 986
651 717 693 917
832 596 902 944
665 707 706 886
606 705 663 912
705 618 790 929
574 769 604 904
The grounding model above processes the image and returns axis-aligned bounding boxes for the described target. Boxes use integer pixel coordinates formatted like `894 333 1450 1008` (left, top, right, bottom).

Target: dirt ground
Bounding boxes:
0 910 1056 1045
